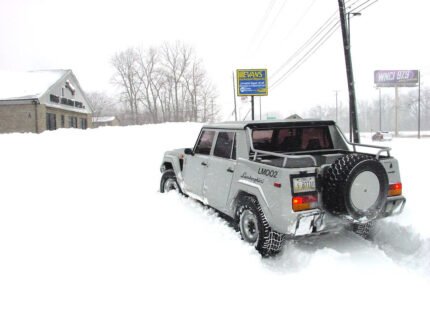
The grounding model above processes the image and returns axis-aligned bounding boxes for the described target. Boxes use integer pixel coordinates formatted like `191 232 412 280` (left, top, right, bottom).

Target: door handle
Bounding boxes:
227 167 234 173
201 162 208 166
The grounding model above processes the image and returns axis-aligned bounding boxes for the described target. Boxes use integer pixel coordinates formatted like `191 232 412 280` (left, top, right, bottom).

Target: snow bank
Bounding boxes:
0 124 429 323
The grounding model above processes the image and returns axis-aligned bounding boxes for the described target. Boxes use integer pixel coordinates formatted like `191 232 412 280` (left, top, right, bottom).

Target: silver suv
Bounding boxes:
160 120 406 256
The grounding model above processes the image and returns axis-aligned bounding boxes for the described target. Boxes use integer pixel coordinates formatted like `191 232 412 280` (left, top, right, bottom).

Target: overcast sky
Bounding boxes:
0 0 428 119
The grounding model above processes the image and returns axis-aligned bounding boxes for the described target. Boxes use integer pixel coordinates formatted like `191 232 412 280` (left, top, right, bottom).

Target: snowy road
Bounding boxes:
0 123 429 323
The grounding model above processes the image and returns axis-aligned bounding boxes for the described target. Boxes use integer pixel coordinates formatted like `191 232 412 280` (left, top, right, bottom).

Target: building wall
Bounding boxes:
0 103 92 134
0 103 38 133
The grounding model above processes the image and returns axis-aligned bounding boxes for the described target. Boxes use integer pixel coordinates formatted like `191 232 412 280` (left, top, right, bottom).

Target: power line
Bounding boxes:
350 0 375 12
271 20 341 89
271 11 339 79
354 0 379 13
283 0 318 42
270 0 379 90
255 0 290 52
247 0 277 51
271 0 361 80
345 0 364 10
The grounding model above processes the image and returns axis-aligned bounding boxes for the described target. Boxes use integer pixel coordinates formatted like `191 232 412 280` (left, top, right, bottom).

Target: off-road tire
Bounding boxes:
160 170 182 194
352 221 374 239
236 195 284 257
323 153 388 221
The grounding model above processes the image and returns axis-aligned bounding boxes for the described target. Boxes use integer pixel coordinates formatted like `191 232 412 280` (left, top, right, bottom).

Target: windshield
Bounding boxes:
252 126 333 153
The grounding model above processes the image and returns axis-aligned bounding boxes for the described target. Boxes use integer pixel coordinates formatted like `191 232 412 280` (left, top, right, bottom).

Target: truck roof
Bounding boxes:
203 119 335 130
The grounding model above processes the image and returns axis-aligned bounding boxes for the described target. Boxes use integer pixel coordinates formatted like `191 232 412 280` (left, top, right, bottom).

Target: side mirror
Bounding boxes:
184 148 194 156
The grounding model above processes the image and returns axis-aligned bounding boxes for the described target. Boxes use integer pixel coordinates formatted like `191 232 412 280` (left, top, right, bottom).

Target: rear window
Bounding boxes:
252 126 333 152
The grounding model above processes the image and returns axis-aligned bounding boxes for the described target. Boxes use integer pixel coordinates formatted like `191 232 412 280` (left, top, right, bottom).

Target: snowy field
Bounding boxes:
0 123 429 323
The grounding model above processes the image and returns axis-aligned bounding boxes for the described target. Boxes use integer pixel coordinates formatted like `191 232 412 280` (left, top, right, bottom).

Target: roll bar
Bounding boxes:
335 125 391 159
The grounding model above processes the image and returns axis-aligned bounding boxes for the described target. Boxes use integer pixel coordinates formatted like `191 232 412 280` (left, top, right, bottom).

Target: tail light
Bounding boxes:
292 194 318 212
388 182 402 196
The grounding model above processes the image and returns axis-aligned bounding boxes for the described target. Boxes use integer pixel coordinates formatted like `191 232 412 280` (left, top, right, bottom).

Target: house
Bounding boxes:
0 69 92 133
92 116 120 127
286 114 303 120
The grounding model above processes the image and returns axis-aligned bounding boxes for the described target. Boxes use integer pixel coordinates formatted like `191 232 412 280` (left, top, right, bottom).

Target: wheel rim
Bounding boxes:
163 178 178 192
350 171 380 210
240 210 259 244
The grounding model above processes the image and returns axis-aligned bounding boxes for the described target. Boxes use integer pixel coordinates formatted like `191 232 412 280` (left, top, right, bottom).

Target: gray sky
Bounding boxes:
0 0 428 119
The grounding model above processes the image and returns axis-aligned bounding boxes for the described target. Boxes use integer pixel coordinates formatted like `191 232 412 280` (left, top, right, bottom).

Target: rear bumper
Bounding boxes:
292 209 326 236
284 196 406 238
383 196 406 216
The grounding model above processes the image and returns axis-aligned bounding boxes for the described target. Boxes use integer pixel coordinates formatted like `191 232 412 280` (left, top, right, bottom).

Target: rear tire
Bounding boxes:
352 221 374 239
236 195 284 257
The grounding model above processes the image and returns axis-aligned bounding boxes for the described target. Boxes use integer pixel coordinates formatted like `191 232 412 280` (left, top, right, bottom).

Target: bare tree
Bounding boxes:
86 91 117 119
111 42 218 124
161 42 192 121
111 48 141 125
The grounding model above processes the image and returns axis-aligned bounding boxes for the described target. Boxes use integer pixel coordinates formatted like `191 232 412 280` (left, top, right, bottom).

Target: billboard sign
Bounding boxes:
374 70 419 87
236 69 268 96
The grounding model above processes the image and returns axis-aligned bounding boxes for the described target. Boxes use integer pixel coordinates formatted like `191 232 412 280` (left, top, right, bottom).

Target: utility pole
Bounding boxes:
378 87 382 131
232 72 237 121
338 0 360 143
259 97 262 120
418 70 421 139
251 96 255 120
395 87 399 136
334 90 339 122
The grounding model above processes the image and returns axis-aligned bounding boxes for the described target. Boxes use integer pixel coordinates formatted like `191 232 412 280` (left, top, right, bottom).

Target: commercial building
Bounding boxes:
0 69 92 133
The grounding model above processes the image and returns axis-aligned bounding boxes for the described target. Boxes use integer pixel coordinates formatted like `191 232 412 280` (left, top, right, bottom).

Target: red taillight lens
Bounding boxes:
388 182 402 196
292 194 318 212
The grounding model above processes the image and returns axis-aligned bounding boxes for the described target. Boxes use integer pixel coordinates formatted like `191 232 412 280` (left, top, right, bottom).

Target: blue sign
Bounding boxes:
237 69 268 96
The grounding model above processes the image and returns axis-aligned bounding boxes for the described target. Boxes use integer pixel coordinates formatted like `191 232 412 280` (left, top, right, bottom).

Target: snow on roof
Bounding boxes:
92 116 117 123
0 69 69 100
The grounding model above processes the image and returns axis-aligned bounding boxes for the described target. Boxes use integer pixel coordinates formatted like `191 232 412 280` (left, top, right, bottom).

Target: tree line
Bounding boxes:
101 42 218 125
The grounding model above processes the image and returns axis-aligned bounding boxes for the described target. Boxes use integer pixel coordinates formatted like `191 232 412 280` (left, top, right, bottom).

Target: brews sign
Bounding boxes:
374 70 419 87
236 69 268 96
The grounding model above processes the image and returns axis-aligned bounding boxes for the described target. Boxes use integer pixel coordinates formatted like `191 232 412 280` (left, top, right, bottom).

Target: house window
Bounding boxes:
46 113 56 131
80 118 87 129
61 115 65 127
50 94 60 103
68 116 78 128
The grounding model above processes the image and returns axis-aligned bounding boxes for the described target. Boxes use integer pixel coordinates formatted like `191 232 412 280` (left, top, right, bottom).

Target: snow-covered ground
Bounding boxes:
0 123 429 323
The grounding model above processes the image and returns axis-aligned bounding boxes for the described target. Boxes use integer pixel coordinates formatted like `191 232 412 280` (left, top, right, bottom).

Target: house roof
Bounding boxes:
0 69 69 101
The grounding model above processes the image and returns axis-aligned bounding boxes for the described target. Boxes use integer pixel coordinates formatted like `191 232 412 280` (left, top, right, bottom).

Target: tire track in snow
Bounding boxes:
370 220 430 276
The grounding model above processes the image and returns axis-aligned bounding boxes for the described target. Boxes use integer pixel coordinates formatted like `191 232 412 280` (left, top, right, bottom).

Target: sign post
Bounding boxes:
374 70 420 137
236 69 268 120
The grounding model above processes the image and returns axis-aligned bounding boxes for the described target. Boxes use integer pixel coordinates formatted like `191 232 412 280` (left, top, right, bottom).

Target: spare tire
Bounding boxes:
323 153 388 221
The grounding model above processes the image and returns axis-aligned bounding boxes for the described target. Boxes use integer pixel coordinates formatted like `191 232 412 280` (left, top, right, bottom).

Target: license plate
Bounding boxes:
293 176 316 193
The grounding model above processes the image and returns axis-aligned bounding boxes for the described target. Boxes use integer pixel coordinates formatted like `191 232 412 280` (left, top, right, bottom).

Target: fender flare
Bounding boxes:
161 155 184 185
231 180 273 223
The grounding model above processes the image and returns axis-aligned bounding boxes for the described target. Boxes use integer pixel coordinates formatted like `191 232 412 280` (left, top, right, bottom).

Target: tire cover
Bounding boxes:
323 154 388 221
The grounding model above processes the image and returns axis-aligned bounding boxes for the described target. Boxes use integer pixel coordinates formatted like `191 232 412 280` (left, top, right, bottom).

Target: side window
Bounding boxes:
214 132 235 159
194 130 215 155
